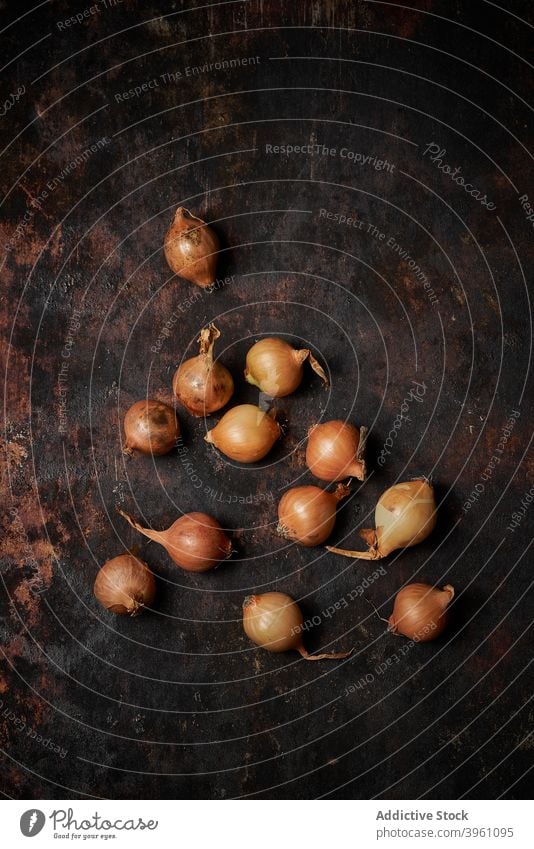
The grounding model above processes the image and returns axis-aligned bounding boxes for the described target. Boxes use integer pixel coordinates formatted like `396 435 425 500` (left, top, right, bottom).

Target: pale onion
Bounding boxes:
118 509 231 572
388 583 455 641
205 404 281 463
123 399 180 456
277 482 350 547
164 206 219 287
245 337 328 397
93 554 156 616
242 592 352 661
306 420 367 482
173 324 234 416
328 477 437 560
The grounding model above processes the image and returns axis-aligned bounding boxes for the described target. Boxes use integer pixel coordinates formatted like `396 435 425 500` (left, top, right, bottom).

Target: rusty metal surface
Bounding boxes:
1 0 533 799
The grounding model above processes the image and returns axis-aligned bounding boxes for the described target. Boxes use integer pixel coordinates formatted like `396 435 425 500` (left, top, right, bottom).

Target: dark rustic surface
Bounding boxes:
1 0 533 800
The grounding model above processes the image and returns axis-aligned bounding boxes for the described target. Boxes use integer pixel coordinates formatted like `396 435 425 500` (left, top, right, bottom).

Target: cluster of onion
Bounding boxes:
96 206 455 653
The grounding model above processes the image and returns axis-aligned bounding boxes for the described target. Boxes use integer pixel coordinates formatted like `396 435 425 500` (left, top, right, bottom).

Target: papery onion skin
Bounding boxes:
173 324 234 416
93 554 156 616
277 483 349 547
123 400 180 456
245 337 328 398
328 477 437 560
118 509 232 572
388 583 455 642
306 420 367 482
242 592 352 661
164 207 220 288
205 404 281 463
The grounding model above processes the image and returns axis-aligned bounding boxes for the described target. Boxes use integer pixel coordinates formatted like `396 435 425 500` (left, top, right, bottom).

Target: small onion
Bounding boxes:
277 482 350 547
243 592 352 661
388 583 455 642
164 206 220 288
118 509 231 572
173 324 234 416
123 399 180 456
245 337 328 397
205 404 281 463
93 554 156 616
306 420 367 482
328 477 437 560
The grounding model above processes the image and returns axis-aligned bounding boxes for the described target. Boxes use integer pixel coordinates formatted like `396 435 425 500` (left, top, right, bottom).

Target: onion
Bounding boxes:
164 206 219 288
388 583 455 641
328 477 437 560
123 399 180 456
173 324 234 416
245 337 328 397
205 404 281 463
242 592 352 660
118 509 231 572
306 420 367 482
93 553 156 616
277 482 350 547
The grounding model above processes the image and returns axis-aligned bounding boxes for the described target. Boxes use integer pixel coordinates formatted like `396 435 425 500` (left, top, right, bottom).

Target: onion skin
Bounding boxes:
328 477 437 560
277 482 349 547
306 420 367 482
173 324 234 416
205 404 281 463
245 337 328 397
243 592 352 660
388 583 455 642
93 554 156 616
123 400 180 456
118 509 232 572
164 207 219 288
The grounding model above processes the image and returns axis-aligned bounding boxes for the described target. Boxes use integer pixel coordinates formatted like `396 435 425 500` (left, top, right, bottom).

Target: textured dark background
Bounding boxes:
1 0 533 800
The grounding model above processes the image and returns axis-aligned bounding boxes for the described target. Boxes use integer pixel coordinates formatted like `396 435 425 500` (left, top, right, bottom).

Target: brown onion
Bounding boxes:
243 592 352 661
328 477 437 560
306 420 367 482
388 583 455 641
123 399 180 456
118 509 231 572
205 404 281 463
277 482 350 547
173 324 234 416
245 337 328 397
164 206 219 288
93 554 156 616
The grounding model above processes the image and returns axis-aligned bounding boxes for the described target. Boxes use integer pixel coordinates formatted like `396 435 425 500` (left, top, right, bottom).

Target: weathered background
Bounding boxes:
1 0 532 800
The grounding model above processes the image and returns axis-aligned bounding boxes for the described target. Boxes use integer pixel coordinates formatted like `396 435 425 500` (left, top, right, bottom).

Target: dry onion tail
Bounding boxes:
327 527 381 560
306 351 329 386
298 646 353 661
198 323 220 362
117 508 161 544
354 425 368 481
333 481 351 502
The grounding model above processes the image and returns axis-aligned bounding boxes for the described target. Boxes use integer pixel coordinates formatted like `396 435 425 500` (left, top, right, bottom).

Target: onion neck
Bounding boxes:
438 585 455 607
198 324 220 363
332 482 351 503
244 369 261 389
294 349 309 367
347 460 366 481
